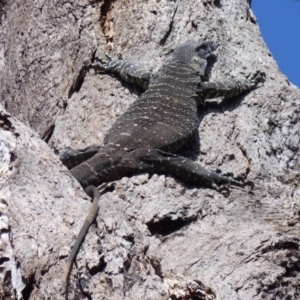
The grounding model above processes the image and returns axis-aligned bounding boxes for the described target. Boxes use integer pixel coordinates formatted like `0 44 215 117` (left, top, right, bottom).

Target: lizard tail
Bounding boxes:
61 185 100 295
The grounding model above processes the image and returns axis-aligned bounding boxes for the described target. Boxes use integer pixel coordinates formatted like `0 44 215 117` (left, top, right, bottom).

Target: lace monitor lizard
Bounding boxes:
59 41 265 293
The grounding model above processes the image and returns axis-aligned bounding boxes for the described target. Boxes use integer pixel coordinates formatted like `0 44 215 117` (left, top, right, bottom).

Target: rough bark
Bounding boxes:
0 0 300 299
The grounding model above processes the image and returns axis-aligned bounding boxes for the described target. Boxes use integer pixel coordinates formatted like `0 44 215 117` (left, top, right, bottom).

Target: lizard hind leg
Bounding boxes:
56 145 102 169
128 148 252 192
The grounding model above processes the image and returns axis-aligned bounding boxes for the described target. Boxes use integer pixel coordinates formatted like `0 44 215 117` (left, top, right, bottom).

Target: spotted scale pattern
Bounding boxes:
60 42 265 293
61 41 265 189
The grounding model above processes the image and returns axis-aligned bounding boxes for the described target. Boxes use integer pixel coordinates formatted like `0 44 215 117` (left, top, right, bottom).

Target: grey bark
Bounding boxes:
0 0 300 299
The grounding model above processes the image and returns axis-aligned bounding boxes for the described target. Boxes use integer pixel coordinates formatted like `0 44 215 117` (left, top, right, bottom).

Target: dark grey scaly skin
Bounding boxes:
59 41 265 294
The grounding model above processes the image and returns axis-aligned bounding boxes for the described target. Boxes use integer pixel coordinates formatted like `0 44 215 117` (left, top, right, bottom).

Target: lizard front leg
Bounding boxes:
195 70 266 102
94 54 152 90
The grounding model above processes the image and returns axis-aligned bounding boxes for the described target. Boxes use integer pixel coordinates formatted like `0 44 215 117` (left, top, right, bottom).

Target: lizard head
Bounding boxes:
172 41 215 76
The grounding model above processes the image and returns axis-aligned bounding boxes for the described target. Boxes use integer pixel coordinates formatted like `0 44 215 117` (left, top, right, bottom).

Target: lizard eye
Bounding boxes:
196 43 208 51
196 42 214 58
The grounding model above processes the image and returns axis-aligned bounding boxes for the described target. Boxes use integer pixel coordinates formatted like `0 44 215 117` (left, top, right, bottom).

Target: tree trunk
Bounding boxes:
1 0 299 299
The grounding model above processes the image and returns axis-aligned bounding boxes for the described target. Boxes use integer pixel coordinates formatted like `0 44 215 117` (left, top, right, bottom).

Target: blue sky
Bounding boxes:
252 0 300 87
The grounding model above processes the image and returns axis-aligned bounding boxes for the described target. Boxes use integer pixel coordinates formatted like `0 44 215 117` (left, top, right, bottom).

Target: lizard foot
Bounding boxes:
241 180 254 192
94 53 124 71
211 182 230 197
55 145 102 169
246 70 266 87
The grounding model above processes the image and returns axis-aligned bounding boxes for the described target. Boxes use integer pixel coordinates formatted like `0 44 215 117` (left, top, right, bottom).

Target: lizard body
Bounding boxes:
60 41 265 293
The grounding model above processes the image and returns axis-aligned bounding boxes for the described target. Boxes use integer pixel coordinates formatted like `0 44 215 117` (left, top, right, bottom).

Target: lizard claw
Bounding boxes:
218 184 230 197
246 70 266 87
211 182 230 197
94 53 124 71
228 176 254 192
105 52 113 61
93 55 113 71
94 56 109 67
241 180 254 191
